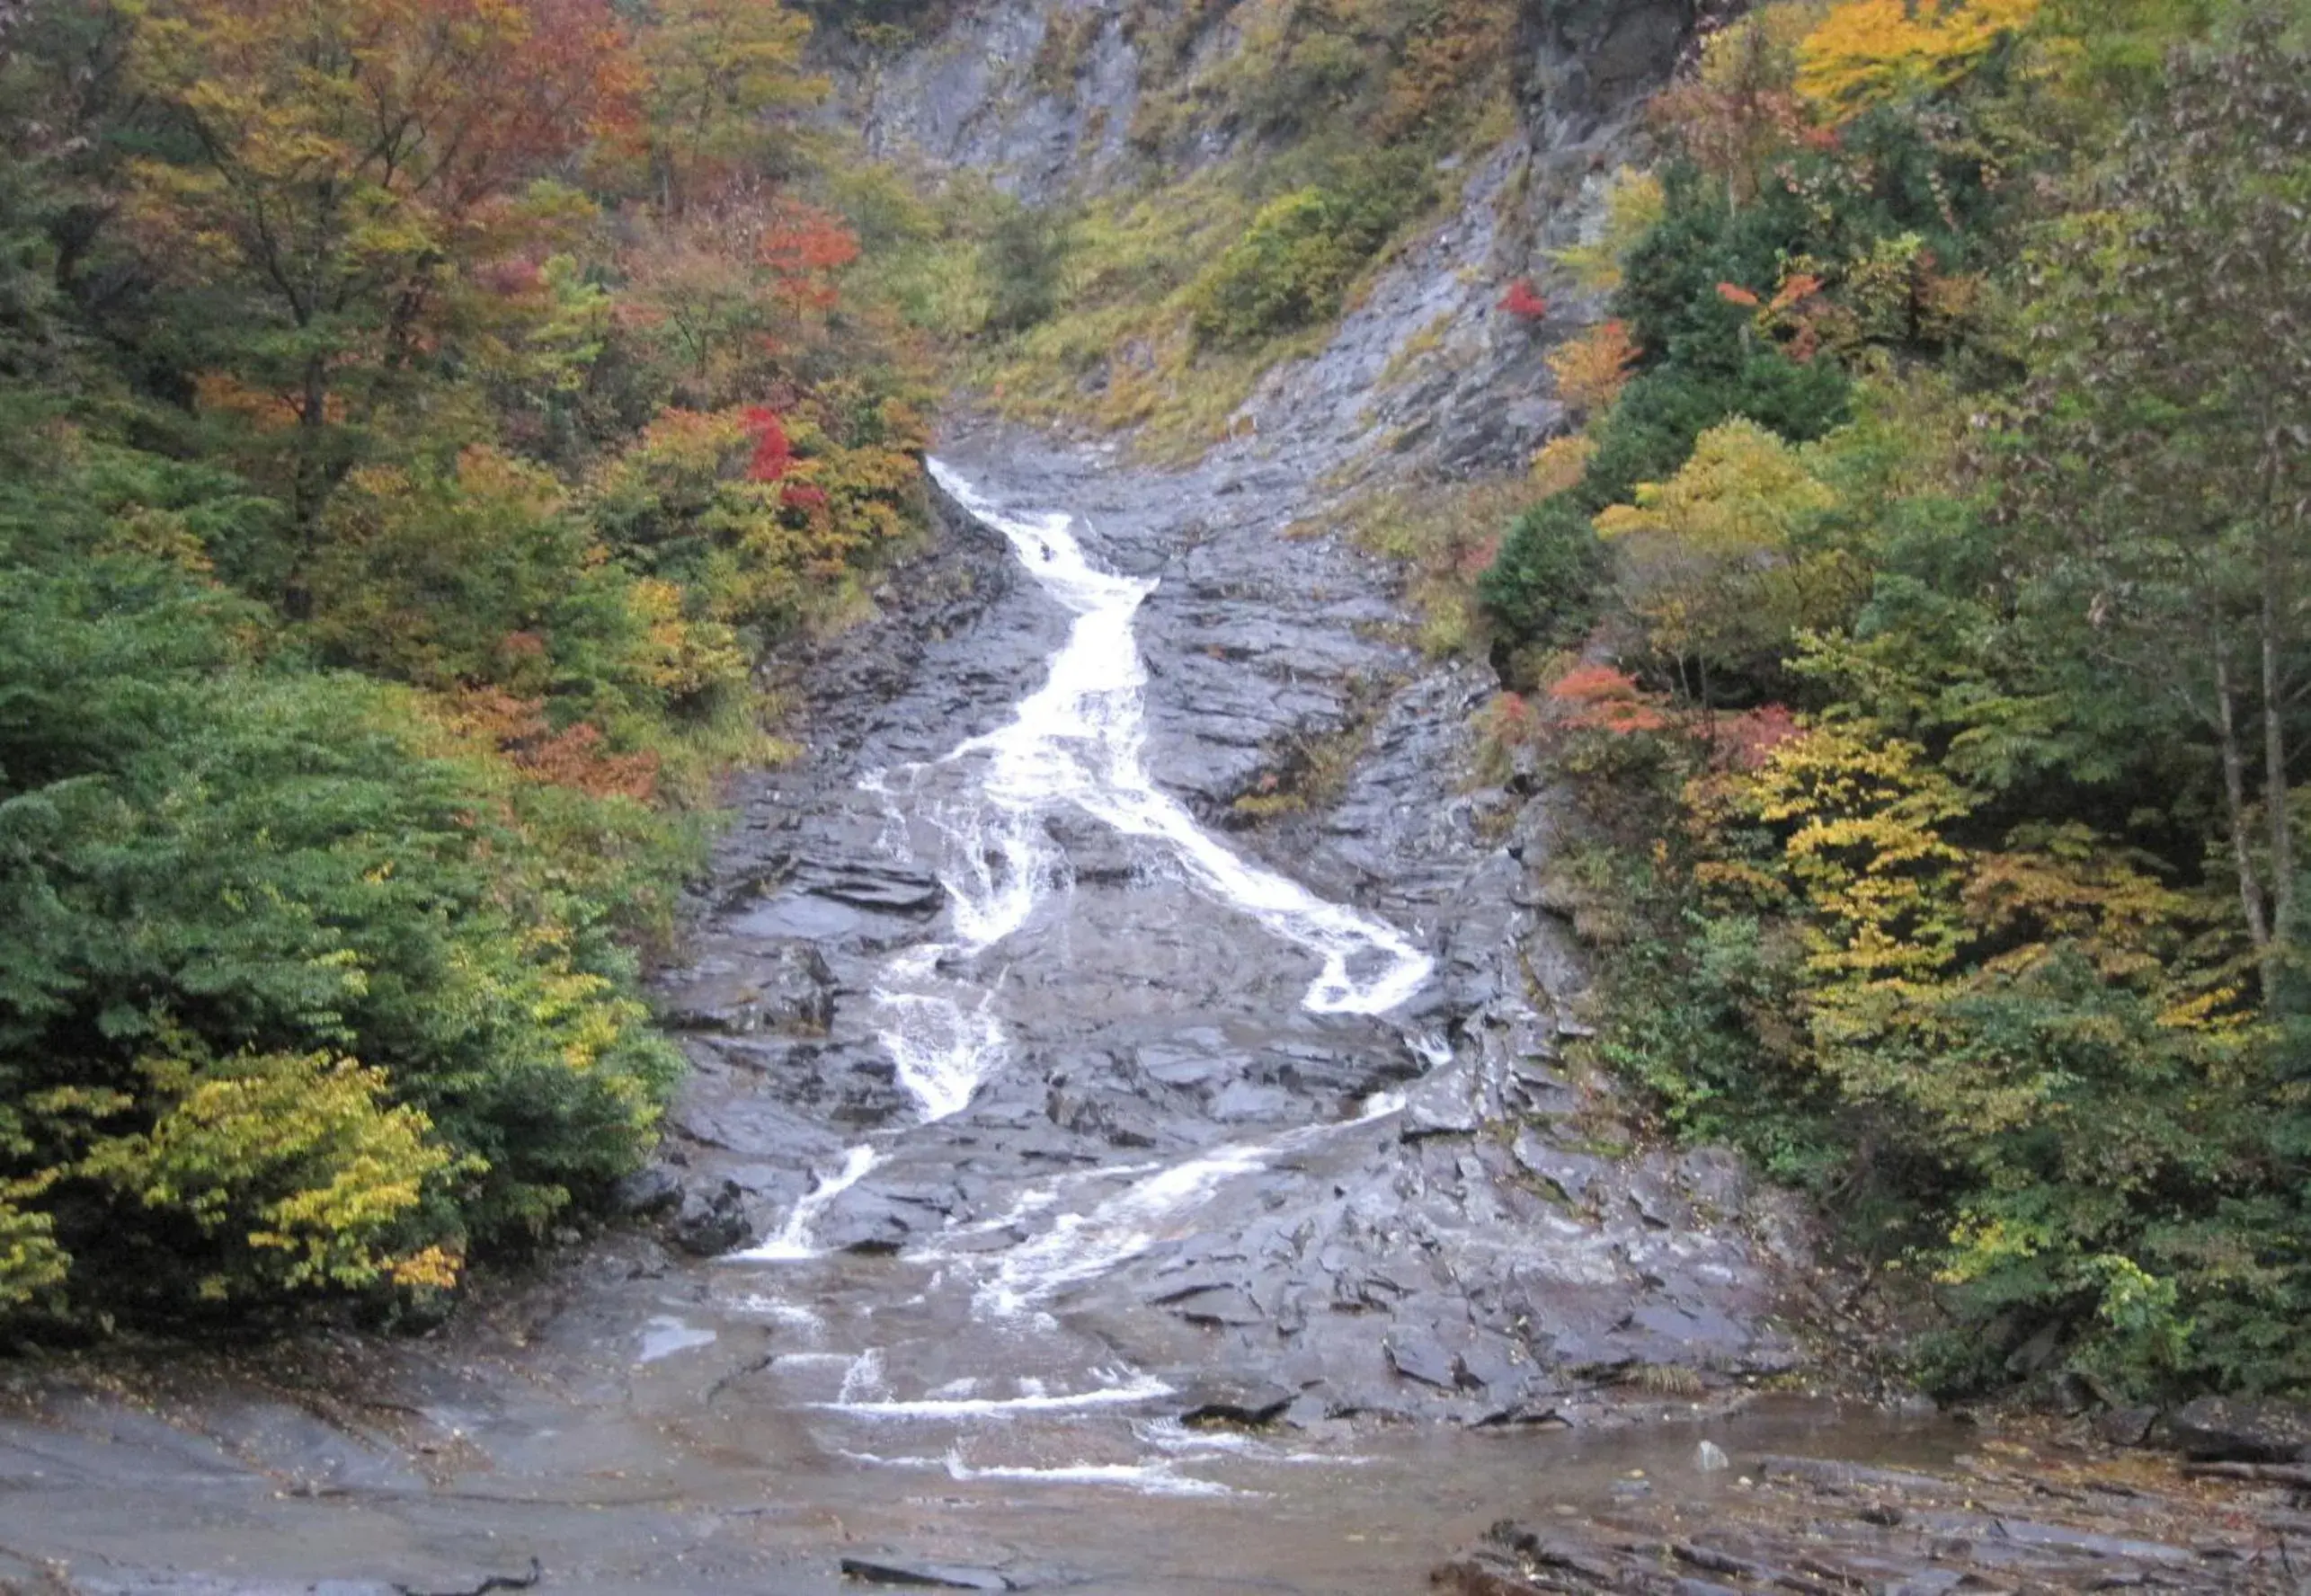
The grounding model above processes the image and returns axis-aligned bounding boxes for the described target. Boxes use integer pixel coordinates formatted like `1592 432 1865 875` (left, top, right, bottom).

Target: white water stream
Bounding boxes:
745 460 1433 1262
731 1144 880 1264
975 1088 1409 1317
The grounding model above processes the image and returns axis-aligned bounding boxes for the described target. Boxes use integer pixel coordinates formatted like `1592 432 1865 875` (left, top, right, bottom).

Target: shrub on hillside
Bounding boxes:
1478 496 1611 656
1187 153 1432 345
0 447 685 1327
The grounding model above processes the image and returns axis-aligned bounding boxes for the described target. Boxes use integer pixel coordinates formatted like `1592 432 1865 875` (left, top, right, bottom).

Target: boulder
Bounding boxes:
1175 1378 1296 1429
669 1181 752 1256
609 1165 683 1219
2096 1405 2159 1449
2167 1396 2311 1462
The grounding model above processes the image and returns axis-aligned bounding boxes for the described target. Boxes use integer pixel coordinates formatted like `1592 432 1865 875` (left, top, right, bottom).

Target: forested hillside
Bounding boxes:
1464 0 2311 1398
0 0 929 1326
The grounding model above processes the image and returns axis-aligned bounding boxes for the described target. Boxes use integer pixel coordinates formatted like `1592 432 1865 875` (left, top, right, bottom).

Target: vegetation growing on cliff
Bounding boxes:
0 0 929 1329
1477 0 2311 1398
833 0 1525 456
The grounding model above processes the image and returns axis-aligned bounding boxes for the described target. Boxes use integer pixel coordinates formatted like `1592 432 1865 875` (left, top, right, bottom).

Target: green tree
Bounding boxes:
123 0 636 610
633 0 821 215
1595 418 1853 703
2002 18 2311 995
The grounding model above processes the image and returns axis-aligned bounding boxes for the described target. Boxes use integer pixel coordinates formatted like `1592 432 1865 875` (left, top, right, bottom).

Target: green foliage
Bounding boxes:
1187 155 1430 344
0 0 933 1331
0 453 689 1322
1504 0 2311 1400
1998 17 2311 977
1478 497 1610 659
1479 356 1852 659
978 200 1072 335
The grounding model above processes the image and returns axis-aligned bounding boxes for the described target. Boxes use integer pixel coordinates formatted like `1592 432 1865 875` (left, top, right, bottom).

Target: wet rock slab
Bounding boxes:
1435 1441 2307 1593
839 1555 1025 1591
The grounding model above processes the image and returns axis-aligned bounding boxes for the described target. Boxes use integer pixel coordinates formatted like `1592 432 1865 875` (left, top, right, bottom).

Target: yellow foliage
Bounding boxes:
1796 0 2045 119
81 1048 463 1300
1961 824 2246 1028
628 576 748 699
1547 319 1640 416
1597 419 1836 558
1557 168 1666 294
1594 420 1847 671
1713 726 2248 1159
1530 433 1597 497
1747 723 1972 991
0 1183 70 1311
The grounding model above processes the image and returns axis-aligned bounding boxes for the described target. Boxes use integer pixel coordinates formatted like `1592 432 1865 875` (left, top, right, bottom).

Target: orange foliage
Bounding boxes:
1455 533 1503 581
1711 704 1800 771
193 372 349 430
1546 666 1675 735
1547 319 1639 414
744 406 792 482
609 187 863 401
1772 273 1825 312
136 0 640 227
755 199 860 311
444 687 660 801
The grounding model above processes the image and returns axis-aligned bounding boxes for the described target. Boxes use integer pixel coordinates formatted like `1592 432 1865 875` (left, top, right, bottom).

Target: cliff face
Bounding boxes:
818 0 1698 475
1227 0 1699 482
819 1 1698 203
1515 0 1700 146
815 2 1146 200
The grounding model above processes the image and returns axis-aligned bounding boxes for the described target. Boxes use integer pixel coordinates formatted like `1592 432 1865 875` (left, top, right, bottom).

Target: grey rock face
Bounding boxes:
658 941 836 1036
1443 1449 2278 1596
816 4 1141 202
776 432 1811 1429
670 1180 753 1256
2168 1396 2311 1462
1517 0 1702 144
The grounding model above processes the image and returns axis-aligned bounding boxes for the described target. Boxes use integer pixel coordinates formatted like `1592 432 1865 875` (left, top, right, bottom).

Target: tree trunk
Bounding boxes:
2262 570 2296 944
282 354 331 623
2217 641 2275 990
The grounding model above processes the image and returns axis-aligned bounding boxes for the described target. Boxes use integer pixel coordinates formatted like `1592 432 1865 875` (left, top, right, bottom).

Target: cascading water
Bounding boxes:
975 1087 1412 1316
731 1145 880 1263
922 462 1433 1021
745 460 1434 1261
